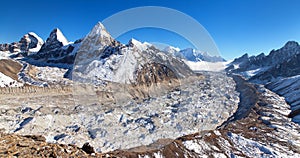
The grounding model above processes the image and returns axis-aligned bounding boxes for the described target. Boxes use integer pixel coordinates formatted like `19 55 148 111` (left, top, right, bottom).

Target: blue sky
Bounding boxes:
1 0 300 60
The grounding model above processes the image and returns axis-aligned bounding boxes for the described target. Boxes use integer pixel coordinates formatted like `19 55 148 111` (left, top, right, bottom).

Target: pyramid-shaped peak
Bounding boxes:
78 22 117 56
48 28 68 46
88 22 111 38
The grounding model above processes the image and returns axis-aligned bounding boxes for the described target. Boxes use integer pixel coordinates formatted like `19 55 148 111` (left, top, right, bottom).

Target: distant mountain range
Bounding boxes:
227 41 300 82
163 46 226 62
0 22 227 87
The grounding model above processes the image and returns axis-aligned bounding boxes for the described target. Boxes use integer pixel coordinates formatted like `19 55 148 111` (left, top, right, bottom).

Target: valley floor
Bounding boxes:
0 72 238 153
0 72 299 157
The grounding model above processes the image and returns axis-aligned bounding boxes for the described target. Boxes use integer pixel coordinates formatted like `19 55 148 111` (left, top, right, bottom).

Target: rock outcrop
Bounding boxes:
0 32 44 54
0 132 95 157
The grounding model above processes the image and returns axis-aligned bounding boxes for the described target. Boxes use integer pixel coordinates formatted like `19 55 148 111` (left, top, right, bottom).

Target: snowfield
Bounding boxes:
0 72 23 87
184 60 229 72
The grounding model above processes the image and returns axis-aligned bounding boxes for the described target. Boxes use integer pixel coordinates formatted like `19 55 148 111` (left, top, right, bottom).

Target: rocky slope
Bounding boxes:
266 75 300 124
0 59 23 87
0 132 95 157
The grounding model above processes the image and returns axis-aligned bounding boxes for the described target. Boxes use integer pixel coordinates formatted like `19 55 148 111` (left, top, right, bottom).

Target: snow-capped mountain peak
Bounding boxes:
128 38 152 51
81 22 117 49
227 41 300 80
88 22 111 39
37 28 70 53
51 28 68 46
163 46 180 54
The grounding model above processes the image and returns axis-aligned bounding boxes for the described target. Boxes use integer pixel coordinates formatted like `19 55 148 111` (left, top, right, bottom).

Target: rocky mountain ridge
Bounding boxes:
163 46 226 63
227 41 300 82
1 22 197 87
0 32 44 54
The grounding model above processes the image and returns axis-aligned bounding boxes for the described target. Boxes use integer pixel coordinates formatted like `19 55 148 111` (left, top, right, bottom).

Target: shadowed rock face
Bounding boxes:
266 75 300 124
250 52 300 82
39 28 68 52
136 63 178 86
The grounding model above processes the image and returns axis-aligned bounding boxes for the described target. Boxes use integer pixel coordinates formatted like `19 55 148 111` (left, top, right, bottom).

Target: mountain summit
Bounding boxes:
84 22 115 47
39 28 69 52
73 22 194 85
